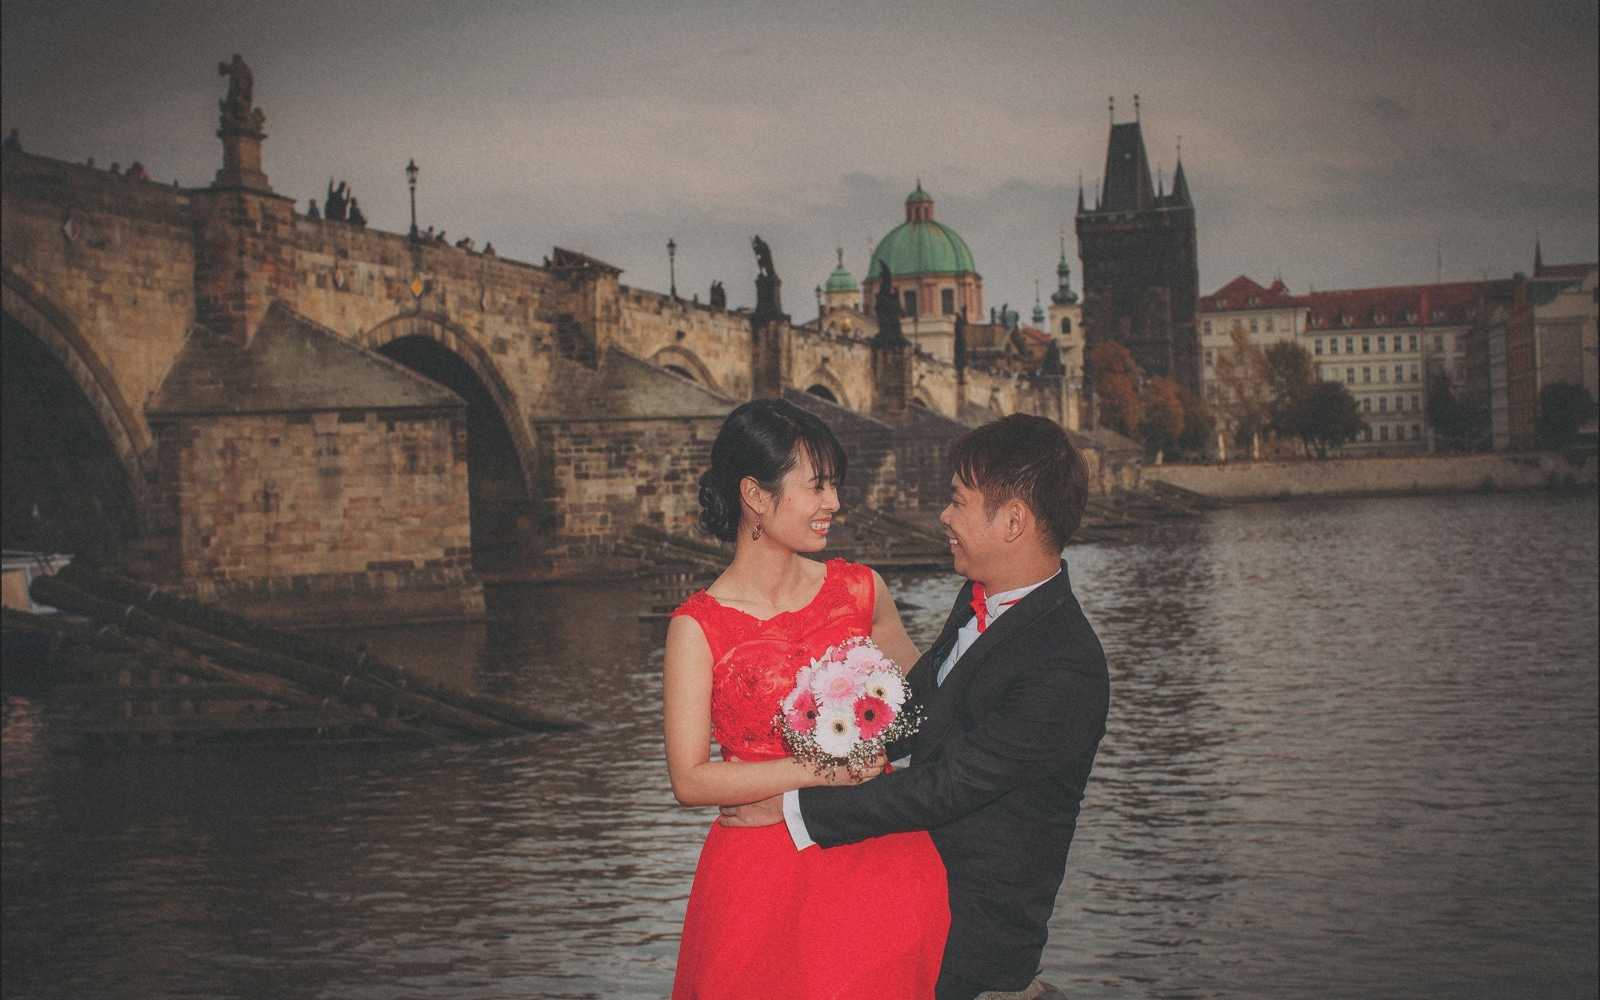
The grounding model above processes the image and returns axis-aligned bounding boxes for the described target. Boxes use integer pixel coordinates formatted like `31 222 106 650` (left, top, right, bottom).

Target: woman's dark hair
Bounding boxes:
947 413 1089 551
698 399 847 542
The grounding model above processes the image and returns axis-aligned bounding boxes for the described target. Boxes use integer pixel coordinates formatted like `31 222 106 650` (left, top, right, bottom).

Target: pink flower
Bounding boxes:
783 686 819 734
854 696 895 740
844 644 884 676
814 663 861 706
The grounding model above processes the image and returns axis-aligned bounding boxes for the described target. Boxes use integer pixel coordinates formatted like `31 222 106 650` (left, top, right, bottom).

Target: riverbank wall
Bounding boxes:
1142 450 1597 500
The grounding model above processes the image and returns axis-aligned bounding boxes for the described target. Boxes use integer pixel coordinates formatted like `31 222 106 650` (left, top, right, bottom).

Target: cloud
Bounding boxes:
1365 96 1412 121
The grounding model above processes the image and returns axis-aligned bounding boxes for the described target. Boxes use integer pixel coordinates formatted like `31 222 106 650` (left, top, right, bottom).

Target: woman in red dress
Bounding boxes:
665 399 950 999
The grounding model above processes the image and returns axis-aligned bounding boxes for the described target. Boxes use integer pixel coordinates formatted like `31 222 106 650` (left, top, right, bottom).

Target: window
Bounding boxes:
1315 338 1324 355
1378 336 1387 352
1346 367 1356 384
1362 337 1371 353
1061 318 1072 334
1394 396 1404 412
1363 426 1373 441
1203 320 1212 335
1410 364 1419 382
903 290 918 315
1434 335 1444 350
1265 316 1275 332
941 288 955 315
1409 334 1418 351
1412 424 1422 439
1346 337 1355 353
1379 397 1389 412
1380 425 1390 441
1362 396 1372 412
1205 349 1214 367
1378 366 1388 383
1249 318 1258 333
1362 366 1372 383
1411 395 1420 410
1329 338 1339 355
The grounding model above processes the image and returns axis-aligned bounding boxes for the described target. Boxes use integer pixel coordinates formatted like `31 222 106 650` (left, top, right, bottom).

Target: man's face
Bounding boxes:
939 475 1008 582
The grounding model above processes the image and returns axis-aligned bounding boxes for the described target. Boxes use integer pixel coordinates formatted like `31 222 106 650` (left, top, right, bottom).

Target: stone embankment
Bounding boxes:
1142 450 1597 500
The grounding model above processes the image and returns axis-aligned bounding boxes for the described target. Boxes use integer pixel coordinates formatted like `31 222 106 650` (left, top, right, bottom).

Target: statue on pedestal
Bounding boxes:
872 261 906 346
218 54 265 134
752 235 783 318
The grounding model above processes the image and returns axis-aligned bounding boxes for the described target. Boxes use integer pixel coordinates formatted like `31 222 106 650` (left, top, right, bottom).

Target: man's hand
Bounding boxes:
718 793 785 827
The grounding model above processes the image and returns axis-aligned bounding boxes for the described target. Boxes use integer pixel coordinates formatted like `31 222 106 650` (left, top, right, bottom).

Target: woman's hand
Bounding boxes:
820 752 887 785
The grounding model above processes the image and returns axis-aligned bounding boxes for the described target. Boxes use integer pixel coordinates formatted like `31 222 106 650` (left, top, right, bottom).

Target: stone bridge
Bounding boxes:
1 71 1095 623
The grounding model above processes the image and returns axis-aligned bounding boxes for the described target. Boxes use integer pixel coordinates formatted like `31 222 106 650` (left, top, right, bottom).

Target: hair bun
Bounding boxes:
697 469 736 542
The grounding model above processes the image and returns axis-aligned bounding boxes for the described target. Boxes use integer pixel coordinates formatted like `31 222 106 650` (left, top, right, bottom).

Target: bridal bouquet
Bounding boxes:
776 635 921 777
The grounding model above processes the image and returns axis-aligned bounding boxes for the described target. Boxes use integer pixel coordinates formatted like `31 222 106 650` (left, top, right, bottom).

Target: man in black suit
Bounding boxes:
722 414 1110 1000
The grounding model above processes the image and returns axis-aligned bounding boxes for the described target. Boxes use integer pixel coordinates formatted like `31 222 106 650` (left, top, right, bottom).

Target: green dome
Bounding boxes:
825 262 858 293
905 182 934 204
868 220 978 278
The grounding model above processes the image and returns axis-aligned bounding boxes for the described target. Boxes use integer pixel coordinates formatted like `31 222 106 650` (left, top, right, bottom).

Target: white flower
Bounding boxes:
813 703 859 757
791 665 815 696
864 670 906 709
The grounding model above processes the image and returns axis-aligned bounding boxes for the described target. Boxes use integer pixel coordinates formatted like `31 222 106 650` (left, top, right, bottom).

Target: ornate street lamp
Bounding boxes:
667 238 677 299
406 159 419 239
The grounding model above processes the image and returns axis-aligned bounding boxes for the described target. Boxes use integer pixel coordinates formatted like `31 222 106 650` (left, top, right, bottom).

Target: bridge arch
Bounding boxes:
649 344 719 392
2 270 152 556
360 313 537 492
361 313 543 573
799 367 851 410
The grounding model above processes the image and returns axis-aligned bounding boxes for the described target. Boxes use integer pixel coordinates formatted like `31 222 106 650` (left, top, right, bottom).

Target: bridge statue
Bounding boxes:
752 235 782 318
218 54 265 133
872 260 906 345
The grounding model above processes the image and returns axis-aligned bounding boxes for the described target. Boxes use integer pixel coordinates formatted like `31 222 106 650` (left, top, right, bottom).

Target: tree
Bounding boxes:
1210 326 1271 448
1091 341 1141 439
1426 371 1488 451
1138 377 1185 459
1175 384 1217 457
1297 380 1366 457
1264 341 1315 443
1538 382 1596 448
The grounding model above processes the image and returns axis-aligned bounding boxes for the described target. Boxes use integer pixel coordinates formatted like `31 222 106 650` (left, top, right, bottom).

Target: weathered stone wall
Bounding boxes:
1143 451 1597 498
615 288 755 399
790 328 874 411
1 152 197 460
151 406 480 624
533 416 724 575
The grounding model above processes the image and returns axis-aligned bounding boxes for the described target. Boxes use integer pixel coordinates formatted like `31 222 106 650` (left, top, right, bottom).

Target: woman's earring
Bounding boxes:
751 516 763 541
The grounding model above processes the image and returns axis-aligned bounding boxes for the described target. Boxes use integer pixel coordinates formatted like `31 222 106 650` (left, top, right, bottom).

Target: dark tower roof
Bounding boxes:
1170 158 1190 206
1099 121 1155 213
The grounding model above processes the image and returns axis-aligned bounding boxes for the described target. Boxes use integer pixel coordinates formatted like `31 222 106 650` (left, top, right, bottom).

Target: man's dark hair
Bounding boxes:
947 413 1089 551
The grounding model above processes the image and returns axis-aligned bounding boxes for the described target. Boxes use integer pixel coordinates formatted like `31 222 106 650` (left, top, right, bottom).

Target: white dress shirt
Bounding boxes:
781 572 1058 850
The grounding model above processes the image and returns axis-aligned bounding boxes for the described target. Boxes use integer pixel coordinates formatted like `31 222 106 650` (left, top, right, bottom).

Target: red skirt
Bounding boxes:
672 819 950 1000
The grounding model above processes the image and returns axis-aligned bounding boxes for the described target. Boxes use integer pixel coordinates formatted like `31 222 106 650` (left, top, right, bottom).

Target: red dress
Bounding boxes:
670 559 950 1000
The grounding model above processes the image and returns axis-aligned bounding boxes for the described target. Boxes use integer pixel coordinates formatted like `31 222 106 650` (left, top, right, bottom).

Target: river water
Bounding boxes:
3 491 1596 999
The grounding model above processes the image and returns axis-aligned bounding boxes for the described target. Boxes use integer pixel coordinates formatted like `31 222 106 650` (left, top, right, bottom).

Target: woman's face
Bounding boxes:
746 447 839 553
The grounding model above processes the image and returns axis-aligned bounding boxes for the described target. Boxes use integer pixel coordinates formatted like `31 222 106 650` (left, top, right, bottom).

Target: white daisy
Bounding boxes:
813 703 859 757
864 670 906 709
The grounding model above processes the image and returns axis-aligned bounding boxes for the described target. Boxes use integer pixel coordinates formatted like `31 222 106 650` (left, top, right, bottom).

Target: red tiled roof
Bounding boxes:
1535 262 1597 279
1302 280 1511 331
1199 275 1303 312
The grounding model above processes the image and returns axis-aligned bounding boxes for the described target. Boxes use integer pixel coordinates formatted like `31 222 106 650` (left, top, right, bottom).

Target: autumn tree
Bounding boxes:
1263 341 1317 452
1091 341 1141 439
1175 384 1217 456
1209 326 1271 448
1138 377 1186 459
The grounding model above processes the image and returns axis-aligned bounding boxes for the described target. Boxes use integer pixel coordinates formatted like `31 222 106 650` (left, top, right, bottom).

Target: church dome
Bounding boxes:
867 183 978 279
824 248 858 292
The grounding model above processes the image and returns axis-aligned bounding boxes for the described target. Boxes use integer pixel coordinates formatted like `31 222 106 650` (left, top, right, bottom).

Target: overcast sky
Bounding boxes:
3 0 1596 316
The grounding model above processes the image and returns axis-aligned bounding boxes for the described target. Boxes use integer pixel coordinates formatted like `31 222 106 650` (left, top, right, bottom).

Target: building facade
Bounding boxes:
859 182 983 363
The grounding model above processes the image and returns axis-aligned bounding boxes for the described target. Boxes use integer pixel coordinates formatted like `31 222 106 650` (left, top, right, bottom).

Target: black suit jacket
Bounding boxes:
797 562 1109 996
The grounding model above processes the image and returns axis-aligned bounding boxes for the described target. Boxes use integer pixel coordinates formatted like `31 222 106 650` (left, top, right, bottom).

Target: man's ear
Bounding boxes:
1001 498 1030 543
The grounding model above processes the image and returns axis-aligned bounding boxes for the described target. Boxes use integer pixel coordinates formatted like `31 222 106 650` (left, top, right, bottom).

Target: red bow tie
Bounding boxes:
970 583 1020 633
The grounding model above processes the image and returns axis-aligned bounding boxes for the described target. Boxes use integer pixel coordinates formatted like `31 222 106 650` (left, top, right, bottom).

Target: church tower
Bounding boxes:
1075 96 1199 395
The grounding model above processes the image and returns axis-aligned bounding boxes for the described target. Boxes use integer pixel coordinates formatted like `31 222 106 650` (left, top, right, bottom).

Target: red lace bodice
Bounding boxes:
671 559 876 761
